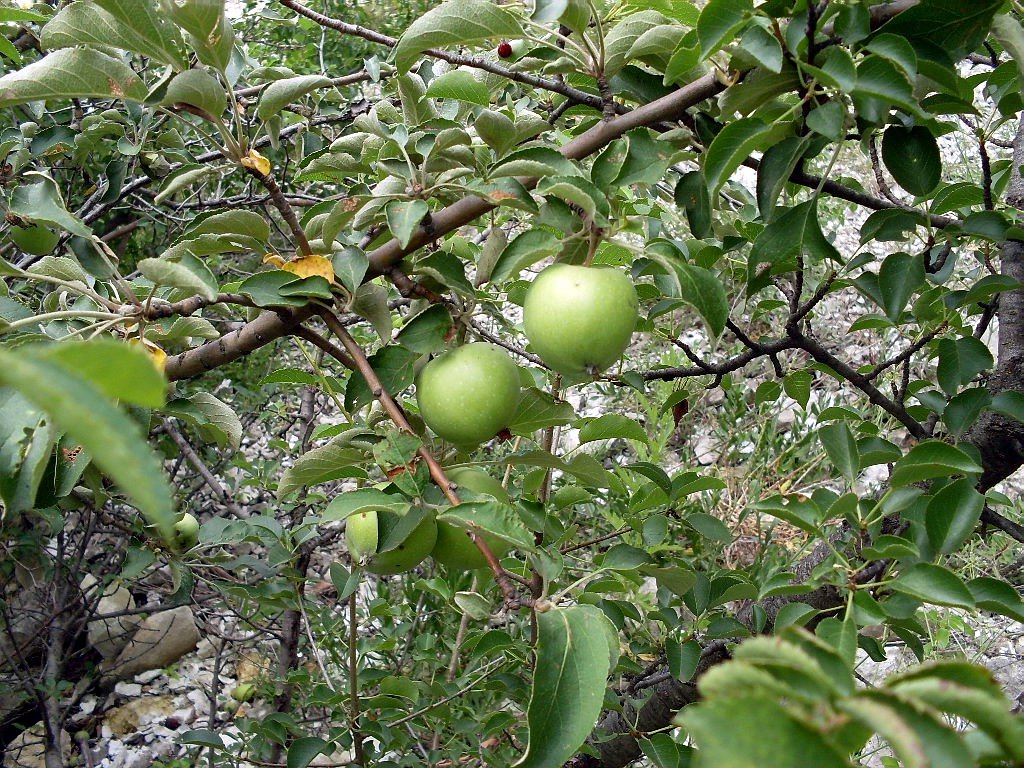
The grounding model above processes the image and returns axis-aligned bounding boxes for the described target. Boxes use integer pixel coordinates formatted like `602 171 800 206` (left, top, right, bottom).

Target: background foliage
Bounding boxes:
1 0 1024 766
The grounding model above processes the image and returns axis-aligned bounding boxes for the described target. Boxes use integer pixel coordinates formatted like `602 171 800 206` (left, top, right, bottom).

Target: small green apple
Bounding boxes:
9 224 59 256
231 683 256 702
346 507 438 575
416 342 521 446
173 513 200 547
523 264 638 378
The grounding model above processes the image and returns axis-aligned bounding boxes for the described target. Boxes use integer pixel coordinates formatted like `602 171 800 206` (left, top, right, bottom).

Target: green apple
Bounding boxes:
432 466 512 570
523 264 638 378
346 507 438 575
230 683 257 702
9 224 59 256
173 513 200 547
431 522 509 570
416 342 521 446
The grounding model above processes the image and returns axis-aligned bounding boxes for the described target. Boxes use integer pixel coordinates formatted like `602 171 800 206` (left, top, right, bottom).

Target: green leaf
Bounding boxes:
536 175 610 226
681 694 850 767
475 109 516 155
424 70 491 106
41 0 187 69
0 392 55 519
277 444 369 500
818 422 859 483
936 337 993 396
943 387 991 436
704 117 780 195
674 170 711 238
0 346 174 541
890 440 982 486
604 11 673 78
186 392 242 450
138 257 218 302
882 125 942 197
783 370 812 408
739 23 782 73
515 605 618 768
991 390 1024 422
852 55 915 114
697 0 752 60
578 414 648 446
893 563 975 609
925 478 984 555
508 388 576 436
395 305 452 354
878 251 925 322
239 270 313 308
889 678 1024 763
666 638 701 681
287 737 328 768
385 199 429 248
36 339 166 408
638 735 693 768
748 199 839 285
179 729 224 749
0 48 147 107
394 0 523 72
438 500 535 551
488 229 560 284
840 690 973 768
967 577 1024 623
673 261 728 339
492 146 579 179
10 173 91 238
756 135 810 221
345 345 415 412
258 75 332 120
876 0 1002 61
162 68 226 117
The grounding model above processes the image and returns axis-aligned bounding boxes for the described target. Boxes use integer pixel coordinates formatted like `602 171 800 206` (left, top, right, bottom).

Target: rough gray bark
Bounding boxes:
968 120 1024 491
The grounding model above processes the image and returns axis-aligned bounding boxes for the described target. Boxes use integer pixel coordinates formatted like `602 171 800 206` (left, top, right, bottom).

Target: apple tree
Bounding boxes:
2 0 1024 766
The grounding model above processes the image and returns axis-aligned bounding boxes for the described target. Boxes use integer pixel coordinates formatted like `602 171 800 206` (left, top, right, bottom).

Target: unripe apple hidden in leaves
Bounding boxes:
346 506 438 575
415 342 521 446
9 223 60 256
431 466 512 570
523 264 639 378
173 513 200 548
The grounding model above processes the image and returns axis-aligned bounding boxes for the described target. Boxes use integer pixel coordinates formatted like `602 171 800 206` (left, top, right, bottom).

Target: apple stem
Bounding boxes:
318 308 531 609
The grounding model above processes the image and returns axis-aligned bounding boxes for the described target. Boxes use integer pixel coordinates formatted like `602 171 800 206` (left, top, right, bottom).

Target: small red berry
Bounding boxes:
497 40 513 59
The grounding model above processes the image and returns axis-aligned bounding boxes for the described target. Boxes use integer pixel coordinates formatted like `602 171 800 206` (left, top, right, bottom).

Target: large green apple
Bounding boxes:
9 224 60 256
522 264 638 377
346 506 438 575
415 342 521 446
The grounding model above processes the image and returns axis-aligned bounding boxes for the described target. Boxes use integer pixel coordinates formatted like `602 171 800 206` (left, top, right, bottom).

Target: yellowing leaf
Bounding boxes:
283 254 335 283
129 338 168 372
240 148 271 175
263 253 286 268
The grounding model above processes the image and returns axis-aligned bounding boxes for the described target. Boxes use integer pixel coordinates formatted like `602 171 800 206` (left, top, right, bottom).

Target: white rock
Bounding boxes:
114 682 142 698
81 574 142 660
134 669 162 685
104 606 200 682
